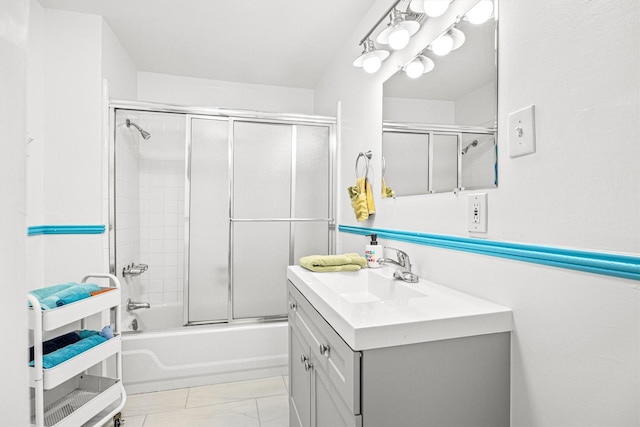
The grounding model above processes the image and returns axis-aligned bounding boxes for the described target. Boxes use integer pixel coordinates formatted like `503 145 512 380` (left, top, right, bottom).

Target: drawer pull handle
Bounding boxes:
289 301 297 311
300 354 313 371
319 343 330 357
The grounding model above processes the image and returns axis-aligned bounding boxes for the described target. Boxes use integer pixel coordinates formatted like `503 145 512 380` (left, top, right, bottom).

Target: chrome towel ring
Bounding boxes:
355 151 372 178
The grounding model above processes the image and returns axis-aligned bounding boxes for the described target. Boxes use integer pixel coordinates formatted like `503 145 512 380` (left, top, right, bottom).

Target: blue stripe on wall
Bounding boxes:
339 225 640 281
28 225 106 236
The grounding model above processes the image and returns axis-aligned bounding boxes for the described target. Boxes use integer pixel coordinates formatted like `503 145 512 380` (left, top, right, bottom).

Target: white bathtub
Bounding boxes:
121 303 288 394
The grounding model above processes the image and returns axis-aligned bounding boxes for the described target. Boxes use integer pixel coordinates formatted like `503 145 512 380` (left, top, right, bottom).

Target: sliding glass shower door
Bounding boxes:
187 117 333 324
187 118 230 323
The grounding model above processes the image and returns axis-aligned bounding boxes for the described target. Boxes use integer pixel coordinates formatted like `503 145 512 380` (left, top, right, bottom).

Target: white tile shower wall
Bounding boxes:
138 116 185 304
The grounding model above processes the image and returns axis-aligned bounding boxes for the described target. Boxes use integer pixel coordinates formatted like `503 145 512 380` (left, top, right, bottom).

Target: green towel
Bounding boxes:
299 253 367 272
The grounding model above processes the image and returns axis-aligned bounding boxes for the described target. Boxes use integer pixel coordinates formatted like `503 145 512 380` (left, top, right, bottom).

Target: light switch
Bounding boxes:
508 105 536 158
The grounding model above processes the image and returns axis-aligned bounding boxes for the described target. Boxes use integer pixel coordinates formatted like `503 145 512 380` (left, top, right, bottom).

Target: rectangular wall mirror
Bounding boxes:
382 11 497 198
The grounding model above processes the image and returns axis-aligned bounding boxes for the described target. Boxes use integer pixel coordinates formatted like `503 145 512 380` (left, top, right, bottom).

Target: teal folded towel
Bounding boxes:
32 283 101 310
29 334 107 369
55 290 91 307
28 283 75 300
77 329 99 339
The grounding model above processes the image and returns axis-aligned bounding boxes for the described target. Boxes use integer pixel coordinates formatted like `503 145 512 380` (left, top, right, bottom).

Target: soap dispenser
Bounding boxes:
365 234 381 268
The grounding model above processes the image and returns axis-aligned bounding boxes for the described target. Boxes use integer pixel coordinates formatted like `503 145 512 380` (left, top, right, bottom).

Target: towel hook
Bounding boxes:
355 151 372 179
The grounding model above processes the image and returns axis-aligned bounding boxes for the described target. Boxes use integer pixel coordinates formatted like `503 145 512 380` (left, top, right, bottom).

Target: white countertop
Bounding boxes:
287 265 512 351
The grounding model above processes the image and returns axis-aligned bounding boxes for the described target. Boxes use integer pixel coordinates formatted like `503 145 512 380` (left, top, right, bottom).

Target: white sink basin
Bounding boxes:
317 269 427 304
287 265 512 350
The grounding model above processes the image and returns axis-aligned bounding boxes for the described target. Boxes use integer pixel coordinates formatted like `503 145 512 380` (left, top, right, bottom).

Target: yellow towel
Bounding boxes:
299 253 367 272
365 178 375 214
348 177 369 222
381 178 394 198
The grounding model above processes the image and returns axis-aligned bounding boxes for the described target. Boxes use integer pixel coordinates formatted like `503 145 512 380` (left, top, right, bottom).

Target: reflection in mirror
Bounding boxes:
382 131 430 197
461 133 497 190
431 133 458 193
382 12 497 196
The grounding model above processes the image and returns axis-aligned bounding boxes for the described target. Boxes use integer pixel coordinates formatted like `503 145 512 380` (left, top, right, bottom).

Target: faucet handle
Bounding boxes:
384 247 410 267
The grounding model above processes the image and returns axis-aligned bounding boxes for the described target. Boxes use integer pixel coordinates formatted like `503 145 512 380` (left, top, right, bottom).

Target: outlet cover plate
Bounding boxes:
468 193 488 233
509 105 536 158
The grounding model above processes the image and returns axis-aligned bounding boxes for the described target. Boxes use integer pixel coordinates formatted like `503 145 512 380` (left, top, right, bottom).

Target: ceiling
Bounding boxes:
38 0 376 89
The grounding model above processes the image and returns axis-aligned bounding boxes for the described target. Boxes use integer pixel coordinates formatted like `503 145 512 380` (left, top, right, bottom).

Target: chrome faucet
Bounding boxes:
126 298 150 311
378 247 419 283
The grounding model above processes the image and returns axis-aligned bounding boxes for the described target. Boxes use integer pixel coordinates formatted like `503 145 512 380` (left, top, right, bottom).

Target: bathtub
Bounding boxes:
121 302 288 394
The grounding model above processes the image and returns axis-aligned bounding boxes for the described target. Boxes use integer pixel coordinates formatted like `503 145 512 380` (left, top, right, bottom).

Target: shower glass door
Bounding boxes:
186 117 333 323
187 117 230 323
232 121 293 319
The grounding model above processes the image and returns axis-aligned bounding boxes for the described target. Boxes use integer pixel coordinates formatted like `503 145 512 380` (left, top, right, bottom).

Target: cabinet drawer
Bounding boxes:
288 282 361 415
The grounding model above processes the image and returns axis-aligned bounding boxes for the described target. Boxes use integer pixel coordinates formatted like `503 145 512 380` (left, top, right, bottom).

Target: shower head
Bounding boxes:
126 119 151 140
461 139 478 155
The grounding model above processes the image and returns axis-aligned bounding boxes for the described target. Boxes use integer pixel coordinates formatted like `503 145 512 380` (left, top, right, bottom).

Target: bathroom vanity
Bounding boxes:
287 266 512 427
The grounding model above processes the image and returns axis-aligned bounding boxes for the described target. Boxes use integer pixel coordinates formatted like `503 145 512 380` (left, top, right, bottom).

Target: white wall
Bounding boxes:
26 7 138 286
316 0 640 425
101 18 137 100
26 0 45 287
0 1 30 423
137 71 314 115
383 96 455 123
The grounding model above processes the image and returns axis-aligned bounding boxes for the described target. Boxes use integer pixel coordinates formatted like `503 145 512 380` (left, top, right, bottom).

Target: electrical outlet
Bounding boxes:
468 193 487 233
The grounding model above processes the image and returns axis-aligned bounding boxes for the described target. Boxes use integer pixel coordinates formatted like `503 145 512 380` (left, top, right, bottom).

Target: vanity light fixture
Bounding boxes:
376 8 420 51
429 26 465 56
422 0 451 17
449 27 466 50
404 55 435 78
430 31 454 56
353 38 390 73
465 0 494 24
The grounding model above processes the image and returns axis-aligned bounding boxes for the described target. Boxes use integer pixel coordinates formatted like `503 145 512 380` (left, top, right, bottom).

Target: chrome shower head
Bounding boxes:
126 119 151 140
461 139 478 155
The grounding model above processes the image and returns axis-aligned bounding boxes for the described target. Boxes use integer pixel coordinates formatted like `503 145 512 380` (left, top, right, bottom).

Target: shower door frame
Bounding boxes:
109 100 337 327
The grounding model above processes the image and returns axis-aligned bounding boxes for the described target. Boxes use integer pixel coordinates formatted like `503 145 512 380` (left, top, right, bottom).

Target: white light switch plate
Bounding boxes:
509 105 536 158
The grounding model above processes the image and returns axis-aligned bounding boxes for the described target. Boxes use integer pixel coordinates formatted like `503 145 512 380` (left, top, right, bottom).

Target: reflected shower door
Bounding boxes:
382 131 430 197
187 118 230 323
431 133 459 193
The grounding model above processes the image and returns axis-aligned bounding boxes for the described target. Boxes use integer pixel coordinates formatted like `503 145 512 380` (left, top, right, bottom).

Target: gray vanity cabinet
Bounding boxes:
288 280 510 427
288 283 361 427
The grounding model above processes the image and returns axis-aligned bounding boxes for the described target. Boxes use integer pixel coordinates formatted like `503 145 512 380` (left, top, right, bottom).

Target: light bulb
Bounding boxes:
405 60 425 78
431 33 453 56
466 0 493 24
388 26 410 50
405 56 435 78
362 55 382 73
423 0 449 17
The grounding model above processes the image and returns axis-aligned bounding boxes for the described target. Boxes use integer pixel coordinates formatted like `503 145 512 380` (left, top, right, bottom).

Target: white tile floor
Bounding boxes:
120 376 289 427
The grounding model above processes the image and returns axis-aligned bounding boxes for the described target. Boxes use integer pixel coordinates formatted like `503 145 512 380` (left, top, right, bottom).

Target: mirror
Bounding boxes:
382 15 497 197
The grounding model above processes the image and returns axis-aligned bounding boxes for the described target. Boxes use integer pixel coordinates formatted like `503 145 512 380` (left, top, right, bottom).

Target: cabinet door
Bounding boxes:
311 358 361 427
289 319 311 427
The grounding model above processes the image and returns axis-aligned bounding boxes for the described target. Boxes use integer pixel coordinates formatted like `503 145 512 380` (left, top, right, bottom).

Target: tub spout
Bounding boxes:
127 298 151 311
